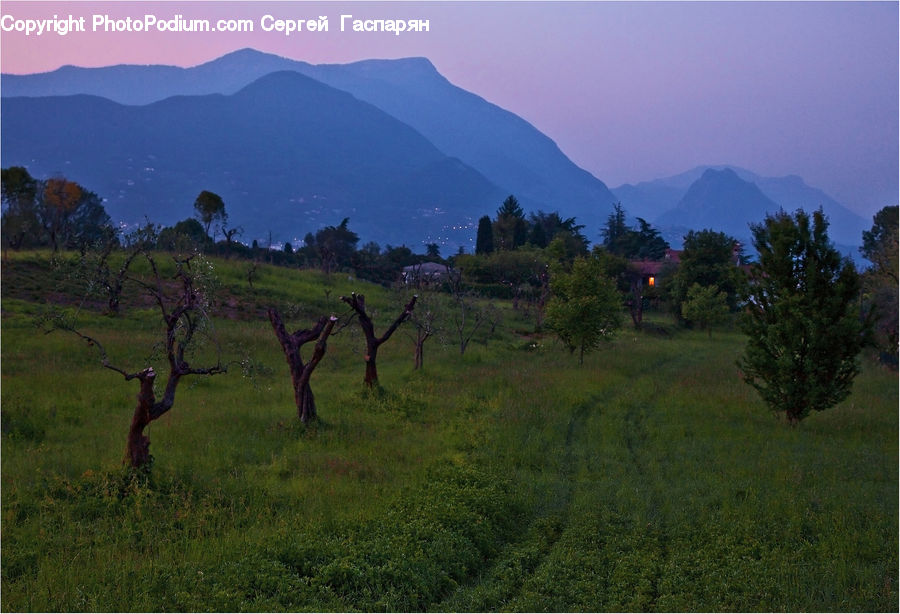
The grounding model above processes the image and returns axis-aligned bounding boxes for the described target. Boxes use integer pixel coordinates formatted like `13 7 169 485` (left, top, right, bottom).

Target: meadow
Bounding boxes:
1 251 897 611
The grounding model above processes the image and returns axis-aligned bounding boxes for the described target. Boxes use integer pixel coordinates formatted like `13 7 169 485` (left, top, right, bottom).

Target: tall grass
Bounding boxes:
2 252 896 611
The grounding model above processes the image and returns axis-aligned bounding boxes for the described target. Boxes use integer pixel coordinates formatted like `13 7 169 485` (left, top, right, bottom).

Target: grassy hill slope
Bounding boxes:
2 252 896 611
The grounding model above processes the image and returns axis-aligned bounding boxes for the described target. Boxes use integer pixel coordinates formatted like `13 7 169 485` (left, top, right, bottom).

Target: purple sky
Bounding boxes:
1 1 897 218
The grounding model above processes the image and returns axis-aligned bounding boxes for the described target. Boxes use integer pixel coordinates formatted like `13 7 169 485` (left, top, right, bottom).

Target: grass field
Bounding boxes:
1 251 897 611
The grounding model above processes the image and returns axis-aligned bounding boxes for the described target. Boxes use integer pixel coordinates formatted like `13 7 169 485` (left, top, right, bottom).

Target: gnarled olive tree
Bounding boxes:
268 308 337 423
50 254 225 467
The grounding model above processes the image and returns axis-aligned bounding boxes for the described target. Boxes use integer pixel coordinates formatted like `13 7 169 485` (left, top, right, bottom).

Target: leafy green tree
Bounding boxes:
532 211 589 258
1 169 114 252
65 192 113 251
158 218 213 252
193 190 226 239
475 215 494 254
681 283 729 337
546 254 622 364
314 218 359 273
860 205 898 366
739 209 868 425
670 229 744 313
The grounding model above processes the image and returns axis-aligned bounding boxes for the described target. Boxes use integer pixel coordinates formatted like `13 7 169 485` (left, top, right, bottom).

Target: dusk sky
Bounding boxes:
1 1 897 218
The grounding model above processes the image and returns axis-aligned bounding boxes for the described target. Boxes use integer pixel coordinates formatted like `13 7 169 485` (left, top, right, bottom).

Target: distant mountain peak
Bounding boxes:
1 49 618 241
699 167 741 182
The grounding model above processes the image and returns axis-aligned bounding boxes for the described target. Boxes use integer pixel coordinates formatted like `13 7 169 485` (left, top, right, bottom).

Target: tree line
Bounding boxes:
4 167 897 462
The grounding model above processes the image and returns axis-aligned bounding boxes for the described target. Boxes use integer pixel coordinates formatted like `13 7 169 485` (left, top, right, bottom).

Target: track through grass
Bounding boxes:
2 252 896 611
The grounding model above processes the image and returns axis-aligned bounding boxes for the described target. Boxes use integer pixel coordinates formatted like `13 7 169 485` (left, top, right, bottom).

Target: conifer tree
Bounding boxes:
739 209 868 425
475 215 494 254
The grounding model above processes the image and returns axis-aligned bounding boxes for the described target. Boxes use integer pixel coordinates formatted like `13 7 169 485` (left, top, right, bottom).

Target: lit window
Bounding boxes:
648 276 655 287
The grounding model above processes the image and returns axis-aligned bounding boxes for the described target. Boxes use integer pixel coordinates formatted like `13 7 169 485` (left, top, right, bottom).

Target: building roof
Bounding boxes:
630 249 682 276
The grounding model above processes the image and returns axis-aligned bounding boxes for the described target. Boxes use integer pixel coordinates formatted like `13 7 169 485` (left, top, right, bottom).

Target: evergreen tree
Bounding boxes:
600 203 629 255
632 218 668 260
475 215 494 254
494 195 528 250
739 209 868 425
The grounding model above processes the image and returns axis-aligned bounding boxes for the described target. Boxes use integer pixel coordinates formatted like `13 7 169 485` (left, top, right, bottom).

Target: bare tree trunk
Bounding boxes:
630 278 644 329
342 293 417 388
60 254 226 469
125 369 156 467
268 308 337 423
364 341 379 387
414 330 431 370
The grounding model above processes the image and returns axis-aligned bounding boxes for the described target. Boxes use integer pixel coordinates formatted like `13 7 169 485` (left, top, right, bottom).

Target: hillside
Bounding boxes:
1 250 896 611
0 71 504 247
1 48 618 237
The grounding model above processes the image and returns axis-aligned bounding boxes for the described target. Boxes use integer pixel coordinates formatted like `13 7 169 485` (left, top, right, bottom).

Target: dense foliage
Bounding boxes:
545 254 623 363
860 205 899 367
1 166 114 252
600 203 669 260
739 209 869 424
669 228 745 313
681 282 729 337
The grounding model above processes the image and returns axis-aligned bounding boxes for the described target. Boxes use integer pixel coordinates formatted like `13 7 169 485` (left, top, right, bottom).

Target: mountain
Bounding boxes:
1 48 618 233
655 168 781 241
0 48 306 104
0 71 504 246
613 165 869 247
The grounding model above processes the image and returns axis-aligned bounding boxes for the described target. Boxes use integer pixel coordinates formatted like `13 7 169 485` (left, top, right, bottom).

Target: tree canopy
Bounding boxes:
193 190 227 239
1 167 114 252
600 204 668 260
739 209 868 425
670 229 744 313
546 254 622 364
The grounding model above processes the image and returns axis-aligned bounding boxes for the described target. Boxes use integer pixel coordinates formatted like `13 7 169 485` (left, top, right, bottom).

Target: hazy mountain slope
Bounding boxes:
1 71 503 246
614 164 868 246
655 168 781 240
2 48 618 231
300 57 618 224
1 48 306 104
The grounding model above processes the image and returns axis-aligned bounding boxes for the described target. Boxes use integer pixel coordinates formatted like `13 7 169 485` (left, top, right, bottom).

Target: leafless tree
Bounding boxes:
341 292 417 387
45 253 226 468
268 308 337 423
84 221 158 315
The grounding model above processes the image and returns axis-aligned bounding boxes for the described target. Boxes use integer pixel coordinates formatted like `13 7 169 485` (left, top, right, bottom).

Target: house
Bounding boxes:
401 262 455 286
631 248 682 288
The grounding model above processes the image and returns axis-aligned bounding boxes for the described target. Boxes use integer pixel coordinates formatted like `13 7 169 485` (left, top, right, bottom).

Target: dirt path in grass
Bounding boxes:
441 353 680 611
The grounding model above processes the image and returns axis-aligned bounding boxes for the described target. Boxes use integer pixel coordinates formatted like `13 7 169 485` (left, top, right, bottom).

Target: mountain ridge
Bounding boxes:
1 48 618 231
1 70 504 247
613 164 868 248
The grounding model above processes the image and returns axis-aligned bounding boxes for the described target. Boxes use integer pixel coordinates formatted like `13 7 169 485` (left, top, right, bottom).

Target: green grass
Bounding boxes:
2 251 897 611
